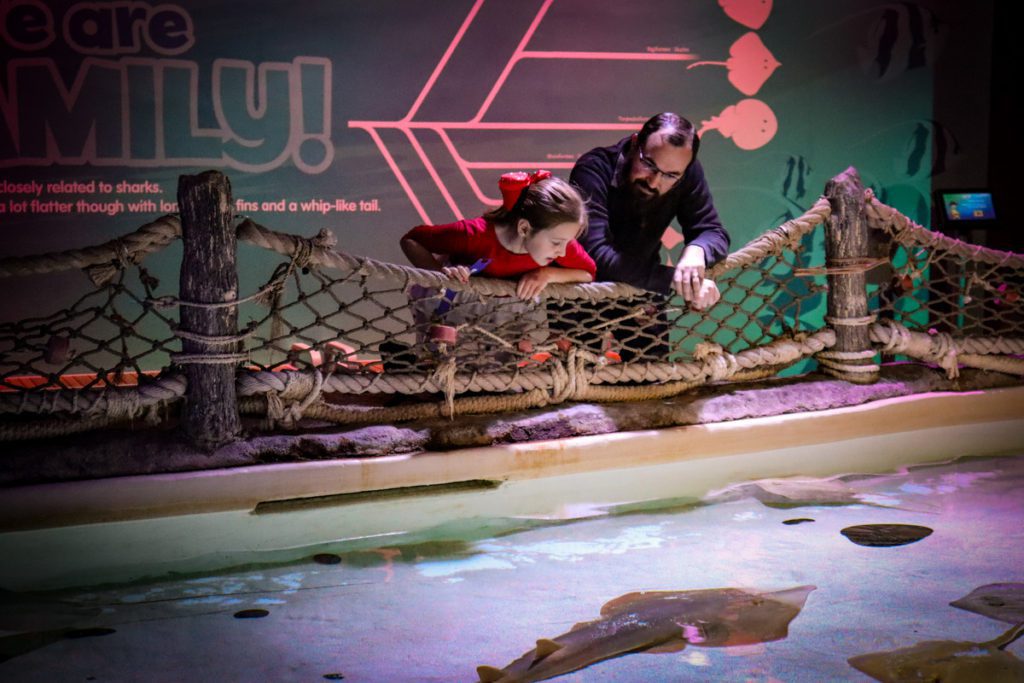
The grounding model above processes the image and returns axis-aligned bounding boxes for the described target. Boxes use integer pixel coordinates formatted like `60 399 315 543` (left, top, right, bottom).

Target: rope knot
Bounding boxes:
694 342 737 381
927 328 960 379
265 370 324 429
430 358 457 418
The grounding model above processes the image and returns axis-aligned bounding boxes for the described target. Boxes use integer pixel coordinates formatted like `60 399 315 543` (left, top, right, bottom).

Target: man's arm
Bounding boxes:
674 160 730 267
570 158 674 292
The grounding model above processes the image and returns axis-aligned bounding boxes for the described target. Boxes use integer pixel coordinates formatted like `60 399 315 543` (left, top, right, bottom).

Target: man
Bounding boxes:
570 112 730 310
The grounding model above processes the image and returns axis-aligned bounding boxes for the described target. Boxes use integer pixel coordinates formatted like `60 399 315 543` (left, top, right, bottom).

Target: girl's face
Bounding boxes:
520 220 581 265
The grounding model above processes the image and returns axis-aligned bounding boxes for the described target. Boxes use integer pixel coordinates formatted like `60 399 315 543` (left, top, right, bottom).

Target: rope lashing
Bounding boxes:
825 314 878 327
172 325 256 346
815 348 880 375
793 256 890 277
171 352 250 365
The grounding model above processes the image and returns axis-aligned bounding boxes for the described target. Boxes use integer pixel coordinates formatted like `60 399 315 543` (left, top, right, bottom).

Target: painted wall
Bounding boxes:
0 0 993 324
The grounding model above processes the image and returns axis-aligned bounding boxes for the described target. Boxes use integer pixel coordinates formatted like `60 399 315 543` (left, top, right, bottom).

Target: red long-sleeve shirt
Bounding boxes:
403 217 596 279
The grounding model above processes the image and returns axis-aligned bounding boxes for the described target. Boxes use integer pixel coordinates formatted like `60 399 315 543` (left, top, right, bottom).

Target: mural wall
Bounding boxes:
0 0 993 323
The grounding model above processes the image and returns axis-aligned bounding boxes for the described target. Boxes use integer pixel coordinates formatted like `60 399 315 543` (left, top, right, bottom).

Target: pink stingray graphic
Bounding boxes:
719 0 772 29
348 0 776 223
699 99 778 151
688 32 780 96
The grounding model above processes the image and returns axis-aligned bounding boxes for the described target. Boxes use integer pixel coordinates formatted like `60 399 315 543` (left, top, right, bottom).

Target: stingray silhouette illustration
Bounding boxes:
348 0 778 223
719 0 773 30
688 32 781 96
699 98 778 151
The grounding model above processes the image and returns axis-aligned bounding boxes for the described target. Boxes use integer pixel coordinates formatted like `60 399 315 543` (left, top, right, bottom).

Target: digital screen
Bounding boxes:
940 192 996 222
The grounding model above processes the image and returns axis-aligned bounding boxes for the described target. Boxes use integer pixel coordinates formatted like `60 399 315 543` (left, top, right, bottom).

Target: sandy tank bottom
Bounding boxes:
2 453 1023 682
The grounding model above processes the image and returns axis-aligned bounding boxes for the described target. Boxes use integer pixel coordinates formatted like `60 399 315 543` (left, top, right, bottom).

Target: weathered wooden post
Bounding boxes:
819 167 880 384
178 170 242 450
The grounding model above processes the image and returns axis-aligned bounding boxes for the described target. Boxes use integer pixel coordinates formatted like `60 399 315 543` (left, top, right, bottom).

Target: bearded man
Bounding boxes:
570 112 730 310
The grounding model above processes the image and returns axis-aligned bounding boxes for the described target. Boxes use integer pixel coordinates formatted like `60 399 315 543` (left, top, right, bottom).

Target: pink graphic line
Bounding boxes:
364 126 433 224
404 128 463 220
520 50 697 61
463 161 575 169
436 128 573 206
402 0 486 122
471 0 556 122
349 121 639 131
437 128 494 206
346 0 700 221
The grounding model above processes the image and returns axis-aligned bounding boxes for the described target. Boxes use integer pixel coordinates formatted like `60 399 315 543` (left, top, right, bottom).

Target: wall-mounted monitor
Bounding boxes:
935 190 997 229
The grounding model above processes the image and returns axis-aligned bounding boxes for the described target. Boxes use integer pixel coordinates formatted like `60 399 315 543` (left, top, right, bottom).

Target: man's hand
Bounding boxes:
672 245 706 301
442 265 471 283
689 278 721 311
516 268 554 300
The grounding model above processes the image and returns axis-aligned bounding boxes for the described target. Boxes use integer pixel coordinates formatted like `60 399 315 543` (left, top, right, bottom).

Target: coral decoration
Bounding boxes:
499 170 552 211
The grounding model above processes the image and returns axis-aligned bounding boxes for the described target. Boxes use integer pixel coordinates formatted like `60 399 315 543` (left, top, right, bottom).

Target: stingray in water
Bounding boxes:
840 524 933 547
476 585 815 683
0 588 101 633
848 622 1024 682
703 475 905 510
951 583 1024 624
0 588 110 663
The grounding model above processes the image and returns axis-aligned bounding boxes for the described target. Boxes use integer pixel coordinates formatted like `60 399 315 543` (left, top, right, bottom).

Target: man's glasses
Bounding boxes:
637 147 683 184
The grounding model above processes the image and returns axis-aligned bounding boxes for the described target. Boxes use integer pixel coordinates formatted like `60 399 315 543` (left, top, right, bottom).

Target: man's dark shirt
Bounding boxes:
570 136 730 293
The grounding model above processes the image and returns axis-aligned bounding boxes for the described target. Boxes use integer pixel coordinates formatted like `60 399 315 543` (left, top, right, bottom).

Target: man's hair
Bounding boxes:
637 112 700 160
485 176 588 235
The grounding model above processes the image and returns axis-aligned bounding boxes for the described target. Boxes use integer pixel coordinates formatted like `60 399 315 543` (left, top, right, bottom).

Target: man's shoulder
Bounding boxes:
573 137 628 175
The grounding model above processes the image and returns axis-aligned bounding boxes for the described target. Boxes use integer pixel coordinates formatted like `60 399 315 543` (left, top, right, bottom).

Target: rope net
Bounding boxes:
1 268 179 393
1 180 1021 439
864 190 1024 340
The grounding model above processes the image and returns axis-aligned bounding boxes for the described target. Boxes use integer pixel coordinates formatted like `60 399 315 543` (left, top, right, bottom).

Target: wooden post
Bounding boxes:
821 167 879 384
178 171 241 450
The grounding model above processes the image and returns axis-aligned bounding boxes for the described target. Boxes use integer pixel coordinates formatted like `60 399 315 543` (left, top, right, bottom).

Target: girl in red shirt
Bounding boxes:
401 171 595 299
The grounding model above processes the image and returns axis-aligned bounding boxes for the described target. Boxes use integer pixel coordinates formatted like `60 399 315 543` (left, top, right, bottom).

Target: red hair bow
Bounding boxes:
498 170 552 211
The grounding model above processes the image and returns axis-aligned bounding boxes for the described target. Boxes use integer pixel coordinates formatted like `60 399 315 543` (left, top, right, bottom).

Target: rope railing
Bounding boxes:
0 215 182 285
1 168 1022 445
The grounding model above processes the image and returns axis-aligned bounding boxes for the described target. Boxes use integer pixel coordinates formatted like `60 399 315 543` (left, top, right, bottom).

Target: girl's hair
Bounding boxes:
485 176 588 235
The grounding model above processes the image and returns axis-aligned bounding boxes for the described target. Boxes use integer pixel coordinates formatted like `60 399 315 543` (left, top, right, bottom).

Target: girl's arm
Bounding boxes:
516 267 592 299
400 237 470 282
400 236 444 271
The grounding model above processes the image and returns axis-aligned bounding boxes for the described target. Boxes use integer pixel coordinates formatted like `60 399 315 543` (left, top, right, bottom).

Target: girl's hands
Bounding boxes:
442 265 471 283
516 268 554 300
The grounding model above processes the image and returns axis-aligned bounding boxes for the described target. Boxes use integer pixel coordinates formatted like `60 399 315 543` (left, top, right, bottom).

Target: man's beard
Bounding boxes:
628 179 673 216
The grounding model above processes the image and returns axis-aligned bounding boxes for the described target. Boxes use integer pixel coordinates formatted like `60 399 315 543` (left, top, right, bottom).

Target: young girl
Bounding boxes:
400 171 596 299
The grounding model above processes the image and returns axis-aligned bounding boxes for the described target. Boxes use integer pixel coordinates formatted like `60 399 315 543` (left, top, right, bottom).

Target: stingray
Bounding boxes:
840 524 933 547
718 0 772 30
848 622 1024 682
688 32 781 96
0 588 107 663
698 99 777 151
703 476 905 510
951 584 1024 624
476 585 815 683
0 588 101 633
1 627 116 664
